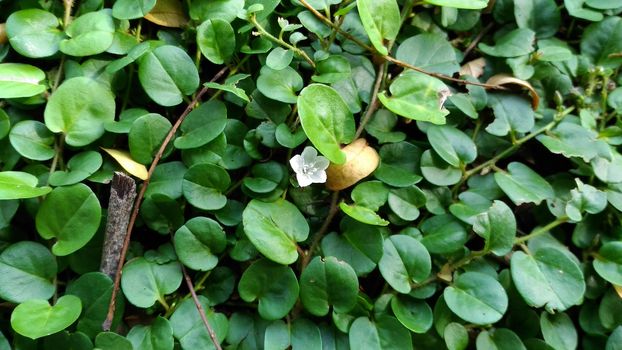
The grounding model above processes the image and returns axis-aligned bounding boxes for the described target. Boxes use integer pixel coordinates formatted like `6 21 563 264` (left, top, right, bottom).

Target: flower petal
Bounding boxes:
289 154 304 173
296 173 313 187
313 156 330 171
308 169 327 183
301 146 318 164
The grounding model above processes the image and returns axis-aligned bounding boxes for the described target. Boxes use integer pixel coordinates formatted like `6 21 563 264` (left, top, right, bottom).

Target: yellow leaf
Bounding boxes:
486 74 540 110
615 284 622 299
326 138 379 191
459 57 486 78
144 0 188 28
101 148 149 180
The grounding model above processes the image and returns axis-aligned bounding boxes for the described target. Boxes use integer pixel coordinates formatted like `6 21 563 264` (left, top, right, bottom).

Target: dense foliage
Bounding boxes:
0 0 622 349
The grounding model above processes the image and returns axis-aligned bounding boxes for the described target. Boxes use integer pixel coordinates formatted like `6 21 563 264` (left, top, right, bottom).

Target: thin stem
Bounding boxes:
103 66 230 332
514 216 569 244
301 191 340 269
51 55 66 92
63 0 74 28
47 134 65 184
354 62 386 139
249 15 316 68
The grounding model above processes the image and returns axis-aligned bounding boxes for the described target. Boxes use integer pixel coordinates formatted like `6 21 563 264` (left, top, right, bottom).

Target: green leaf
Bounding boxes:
112 0 157 19
257 66 303 104
6 9 64 58
387 186 426 221
297 84 355 164
365 109 406 144
242 199 309 265
565 0 603 21
514 0 560 38
593 242 622 285
420 214 467 254
511 248 585 312
427 125 477 167
291 318 322 350
174 217 227 271
8 120 55 161
121 257 182 308
374 141 422 187
607 327 622 350
44 77 116 146
129 113 172 164
348 316 412 350
478 28 536 57
275 123 307 148
0 63 46 98
339 202 389 226
565 179 607 221
444 322 469 350
127 316 174 350
145 162 187 199
238 259 299 320
391 295 433 334
424 0 488 9
174 100 227 149
95 332 133 350
190 0 244 22
420 149 462 186
0 242 56 303
494 162 554 205
66 272 125 338
581 16 622 69
36 183 102 256
378 71 450 125
540 312 578 350
49 151 103 186
59 10 115 56
138 45 200 106
182 163 230 210
321 221 384 276
300 256 359 316
312 55 352 84
476 328 526 350
395 34 460 75
378 235 431 293
0 171 52 199
486 93 535 137
356 0 400 55
473 200 516 256
169 296 228 349
266 47 294 70
197 19 235 64
537 122 610 162
10 295 82 340
444 272 508 325
265 320 290 350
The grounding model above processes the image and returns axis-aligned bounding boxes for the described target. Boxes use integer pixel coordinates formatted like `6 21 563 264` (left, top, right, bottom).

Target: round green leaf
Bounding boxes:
473 200 516 256
374 141 422 187
95 332 133 350
420 214 467 254
395 33 459 75
297 84 355 164
0 171 52 199
11 295 82 340
9 120 55 161
593 242 622 285
356 0 400 55
300 256 359 316
494 162 554 205
197 19 235 64
174 217 227 271
311 55 352 84
540 312 578 350
238 259 299 320
475 328 526 350
348 316 412 350
49 151 103 186
182 163 230 210
478 28 536 57
121 257 182 308
388 186 426 221
144 161 187 200
420 149 462 186
391 295 433 333
266 47 294 70
242 199 309 265
581 17 622 69
257 66 303 104
444 322 468 350
444 272 508 325
129 113 172 164
170 296 228 349
6 9 64 58
352 181 389 211
138 45 200 106
424 0 488 9
36 183 102 256
321 224 383 276
190 0 244 22
607 326 622 350
339 202 389 226
174 100 227 150
378 71 450 125
511 248 585 312
264 320 290 350
0 63 47 99
486 93 535 137
127 316 174 350
378 235 431 294
427 125 477 167
44 77 115 147
112 0 157 19
0 241 56 303
59 10 115 56
291 318 322 350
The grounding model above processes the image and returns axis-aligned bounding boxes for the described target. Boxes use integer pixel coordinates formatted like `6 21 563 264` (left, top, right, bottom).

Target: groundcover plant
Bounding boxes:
0 0 622 348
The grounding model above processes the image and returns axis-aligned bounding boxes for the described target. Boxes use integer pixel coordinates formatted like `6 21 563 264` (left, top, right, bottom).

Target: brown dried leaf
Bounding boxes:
486 74 540 110
459 57 486 78
326 138 379 191
0 24 6 45
144 0 188 28
615 284 622 299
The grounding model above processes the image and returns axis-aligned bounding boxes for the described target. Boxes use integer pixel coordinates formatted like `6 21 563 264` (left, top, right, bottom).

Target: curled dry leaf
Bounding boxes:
459 57 486 78
101 148 149 180
144 0 188 28
325 138 379 190
486 74 540 110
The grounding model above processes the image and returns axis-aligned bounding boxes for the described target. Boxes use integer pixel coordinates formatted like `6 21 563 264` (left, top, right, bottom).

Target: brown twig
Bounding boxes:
102 66 229 331
463 22 494 59
181 264 223 350
354 63 386 139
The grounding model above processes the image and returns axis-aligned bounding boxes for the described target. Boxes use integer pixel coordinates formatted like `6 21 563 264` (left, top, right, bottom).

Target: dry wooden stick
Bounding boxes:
100 172 136 278
103 66 229 332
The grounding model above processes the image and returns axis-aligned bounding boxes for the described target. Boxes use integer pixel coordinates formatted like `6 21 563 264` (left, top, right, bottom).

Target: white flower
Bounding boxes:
289 146 330 187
